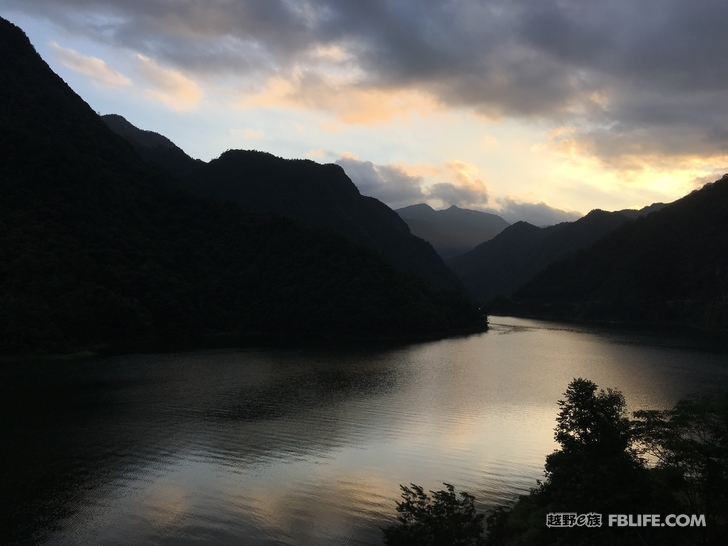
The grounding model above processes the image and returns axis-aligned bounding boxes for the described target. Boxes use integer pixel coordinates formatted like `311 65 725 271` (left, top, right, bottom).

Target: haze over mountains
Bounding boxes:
2 10 725 358
0 16 485 356
395 203 510 259
499 179 728 330
448 204 665 304
419 180 726 332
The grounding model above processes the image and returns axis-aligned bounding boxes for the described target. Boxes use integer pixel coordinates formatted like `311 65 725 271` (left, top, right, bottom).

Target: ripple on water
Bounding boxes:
5 317 728 545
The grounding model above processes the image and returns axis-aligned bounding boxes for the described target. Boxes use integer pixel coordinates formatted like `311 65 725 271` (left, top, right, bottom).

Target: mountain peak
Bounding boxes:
0 14 485 354
396 203 436 215
395 203 509 259
102 114 178 149
105 118 460 290
448 211 632 303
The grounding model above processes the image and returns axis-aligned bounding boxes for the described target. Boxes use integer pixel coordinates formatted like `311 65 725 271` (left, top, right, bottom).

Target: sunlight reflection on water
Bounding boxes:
5 317 727 545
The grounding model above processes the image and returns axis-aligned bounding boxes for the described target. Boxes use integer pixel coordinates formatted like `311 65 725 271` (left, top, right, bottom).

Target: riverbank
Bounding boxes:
0 319 489 362
488 298 728 336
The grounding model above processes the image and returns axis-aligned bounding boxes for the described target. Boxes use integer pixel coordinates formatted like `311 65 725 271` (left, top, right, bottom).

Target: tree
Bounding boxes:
484 379 652 546
382 483 486 546
542 378 647 513
552 378 632 457
483 379 728 545
634 395 728 542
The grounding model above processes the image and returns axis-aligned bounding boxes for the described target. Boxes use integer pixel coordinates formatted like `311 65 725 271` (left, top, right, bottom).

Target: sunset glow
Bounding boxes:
3 0 726 224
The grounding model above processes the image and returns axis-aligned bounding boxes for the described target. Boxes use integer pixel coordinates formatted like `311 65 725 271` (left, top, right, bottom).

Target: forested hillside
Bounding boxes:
102 116 462 291
495 177 728 330
0 17 485 356
449 209 635 303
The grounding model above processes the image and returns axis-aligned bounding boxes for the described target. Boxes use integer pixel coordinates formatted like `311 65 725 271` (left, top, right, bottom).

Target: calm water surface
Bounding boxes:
3 317 728 545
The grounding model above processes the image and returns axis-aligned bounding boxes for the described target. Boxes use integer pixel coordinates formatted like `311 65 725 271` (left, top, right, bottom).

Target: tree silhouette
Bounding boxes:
485 379 652 546
382 483 486 546
542 378 647 513
634 395 728 543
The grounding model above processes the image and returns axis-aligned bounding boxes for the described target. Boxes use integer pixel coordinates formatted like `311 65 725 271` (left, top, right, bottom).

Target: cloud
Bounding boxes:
237 69 439 124
336 157 426 208
338 155 580 226
691 170 728 190
8 0 728 166
50 42 130 87
136 54 201 110
338 156 492 210
425 161 489 207
482 197 582 226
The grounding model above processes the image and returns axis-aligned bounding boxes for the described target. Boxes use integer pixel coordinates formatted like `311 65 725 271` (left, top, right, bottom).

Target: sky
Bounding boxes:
2 0 727 225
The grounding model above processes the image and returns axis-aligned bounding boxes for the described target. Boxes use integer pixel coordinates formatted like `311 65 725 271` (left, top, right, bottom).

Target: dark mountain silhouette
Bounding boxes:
448 208 648 303
395 203 510 259
102 116 461 291
102 113 178 149
101 113 201 179
617 202 666 219
496 178 728 330
0 16 485 356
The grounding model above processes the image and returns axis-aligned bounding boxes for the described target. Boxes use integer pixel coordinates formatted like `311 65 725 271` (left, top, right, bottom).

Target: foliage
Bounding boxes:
483 379 728 545
633 394 728 541
551 378 632 457
382 483 486 546
542 379 647 515
380 380 727 545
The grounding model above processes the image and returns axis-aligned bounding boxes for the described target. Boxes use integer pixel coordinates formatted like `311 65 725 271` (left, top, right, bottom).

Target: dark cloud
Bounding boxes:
336 157 425 209
4 0 728 164
337 157 492 210
337 157 575 225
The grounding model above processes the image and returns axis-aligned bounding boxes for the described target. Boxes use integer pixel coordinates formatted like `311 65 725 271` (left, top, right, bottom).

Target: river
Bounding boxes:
3 317 727 545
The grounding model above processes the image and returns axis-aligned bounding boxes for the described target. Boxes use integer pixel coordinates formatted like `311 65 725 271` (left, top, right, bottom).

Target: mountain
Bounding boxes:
102 113 179 149
495 178 728 330
101 113 201 179
395 204 510 259
102 117 461 292
617 202 666 219
448 209 639 303
0 16 485 355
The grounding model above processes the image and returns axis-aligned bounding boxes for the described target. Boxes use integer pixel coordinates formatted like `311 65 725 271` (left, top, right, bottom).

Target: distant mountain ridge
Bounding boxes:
395 203 510 259
496 178 728 330
617 202 666 218
102 115 461 291
448 205 661 303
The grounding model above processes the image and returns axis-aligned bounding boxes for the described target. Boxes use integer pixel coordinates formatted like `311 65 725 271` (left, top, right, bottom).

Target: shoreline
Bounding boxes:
0 322 489 362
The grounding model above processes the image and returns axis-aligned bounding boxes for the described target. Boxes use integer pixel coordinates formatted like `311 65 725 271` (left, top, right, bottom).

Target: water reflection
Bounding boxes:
2 317 727 545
